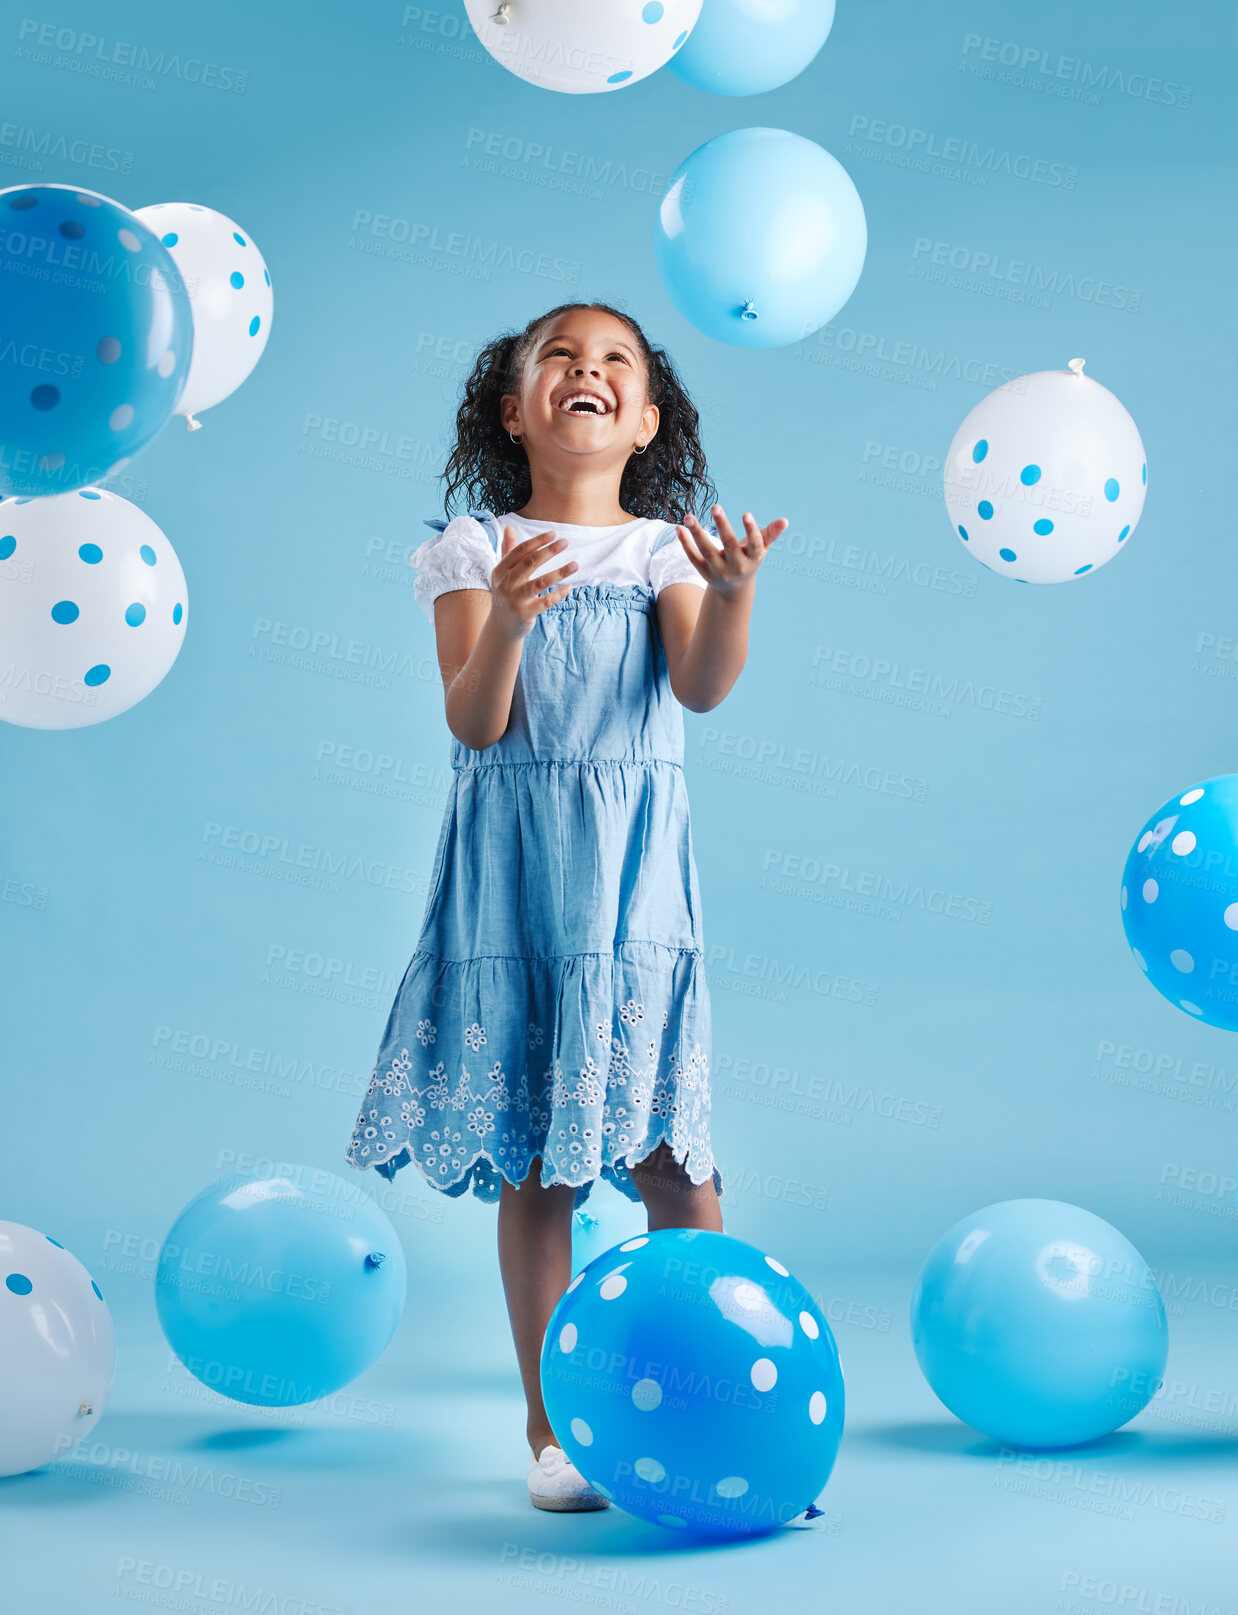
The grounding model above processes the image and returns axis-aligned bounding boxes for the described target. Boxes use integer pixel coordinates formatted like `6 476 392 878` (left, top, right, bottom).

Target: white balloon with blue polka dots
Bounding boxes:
0 1220 116 1477
134 202 273 427
943 358 1147 585
0 487 188 730
463 0 702 94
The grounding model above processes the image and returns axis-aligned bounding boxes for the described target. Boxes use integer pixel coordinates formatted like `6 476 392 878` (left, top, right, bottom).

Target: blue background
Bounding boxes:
3 1 1237 1609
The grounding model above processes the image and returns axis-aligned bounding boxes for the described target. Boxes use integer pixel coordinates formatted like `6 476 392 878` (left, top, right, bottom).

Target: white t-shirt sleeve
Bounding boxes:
648 520 723 595
408 515 497 624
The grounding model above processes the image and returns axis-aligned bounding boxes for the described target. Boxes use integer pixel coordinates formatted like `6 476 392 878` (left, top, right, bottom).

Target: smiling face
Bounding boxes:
500 306 659 476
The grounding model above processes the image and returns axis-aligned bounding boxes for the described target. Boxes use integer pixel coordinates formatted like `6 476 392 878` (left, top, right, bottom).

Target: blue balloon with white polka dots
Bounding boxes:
1120 776 1238 1031
540 1228 844 1537
0 183 192 496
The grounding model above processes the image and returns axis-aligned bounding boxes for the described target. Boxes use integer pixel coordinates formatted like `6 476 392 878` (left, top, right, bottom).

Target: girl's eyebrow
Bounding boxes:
535 333 637 359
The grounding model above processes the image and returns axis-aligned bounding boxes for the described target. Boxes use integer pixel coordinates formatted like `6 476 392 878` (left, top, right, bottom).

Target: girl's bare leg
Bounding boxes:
497 1145 722 1458
629 1140 724 1232
497 1156 578 1458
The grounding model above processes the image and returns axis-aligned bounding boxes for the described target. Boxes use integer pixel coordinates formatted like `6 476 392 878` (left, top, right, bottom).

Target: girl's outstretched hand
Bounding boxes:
675 504 788 597
490 526 579 639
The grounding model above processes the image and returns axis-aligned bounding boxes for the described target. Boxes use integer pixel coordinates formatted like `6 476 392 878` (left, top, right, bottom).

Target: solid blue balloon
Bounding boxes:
1120 775 1238 1030
0 184 192 496
666 0 836 96
570 1190 646 1275
653 127 866 348
912 1200 1168 1449
540 1228 844 1537
155 1167 406 1407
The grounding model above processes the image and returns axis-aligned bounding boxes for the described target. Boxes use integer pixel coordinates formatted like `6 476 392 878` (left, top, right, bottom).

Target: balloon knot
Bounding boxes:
1067 357 1086 376
739 300 759 322
185 414 202 432
365 1251 386 1269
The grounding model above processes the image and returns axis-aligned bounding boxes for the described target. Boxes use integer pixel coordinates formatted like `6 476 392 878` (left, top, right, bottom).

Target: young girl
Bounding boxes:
345 300 786 1511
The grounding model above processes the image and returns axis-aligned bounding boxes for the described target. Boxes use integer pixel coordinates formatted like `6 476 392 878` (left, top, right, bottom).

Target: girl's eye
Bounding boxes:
547 347 628 363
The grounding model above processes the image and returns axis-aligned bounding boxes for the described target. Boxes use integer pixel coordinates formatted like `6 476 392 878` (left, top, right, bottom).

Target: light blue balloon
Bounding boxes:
570 1190 646 1275
666 0 836 96
911 1200 1168 1449
653 127 866 348
0 184 192 496
541 1228 844 1537
1120 775 1238 1030
155 1167 406 1407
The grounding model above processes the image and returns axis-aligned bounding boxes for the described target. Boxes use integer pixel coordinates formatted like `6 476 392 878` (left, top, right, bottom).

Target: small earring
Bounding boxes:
632 441 648 455
508 430 523 446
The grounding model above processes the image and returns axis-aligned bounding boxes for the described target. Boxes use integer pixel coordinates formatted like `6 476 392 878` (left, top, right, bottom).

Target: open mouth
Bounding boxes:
554 391 613 417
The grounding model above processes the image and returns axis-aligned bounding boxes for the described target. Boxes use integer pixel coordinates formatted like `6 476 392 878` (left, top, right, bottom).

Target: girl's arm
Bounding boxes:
432 528 577 750
656 507 787 714
657 581 753 714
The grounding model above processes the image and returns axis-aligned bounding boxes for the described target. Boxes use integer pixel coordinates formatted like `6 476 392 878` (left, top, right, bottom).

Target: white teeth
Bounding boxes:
558 392 610 415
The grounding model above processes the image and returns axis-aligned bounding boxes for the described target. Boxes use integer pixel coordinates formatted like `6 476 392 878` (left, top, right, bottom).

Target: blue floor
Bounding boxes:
8 1258 1235 1612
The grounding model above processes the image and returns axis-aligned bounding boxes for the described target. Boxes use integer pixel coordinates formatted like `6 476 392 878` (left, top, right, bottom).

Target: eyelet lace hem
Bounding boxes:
351 1121 723 1211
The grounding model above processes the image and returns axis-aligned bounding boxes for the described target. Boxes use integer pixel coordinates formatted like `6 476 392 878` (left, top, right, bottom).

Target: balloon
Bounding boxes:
666 0 835 95
911 1199 1168 1449
0 184 192 496
653 127 866 348
464 0 701 93
133 203 273 429
570 1187 647 1275
0 487 187 730
0 1221 116 1476
943 358 1147 584
155 1166 407 1407
540 1228 844 1536
1120 775 1238 1030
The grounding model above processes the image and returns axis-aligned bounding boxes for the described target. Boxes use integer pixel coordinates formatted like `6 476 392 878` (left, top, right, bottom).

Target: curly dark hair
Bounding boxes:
440 300 717 525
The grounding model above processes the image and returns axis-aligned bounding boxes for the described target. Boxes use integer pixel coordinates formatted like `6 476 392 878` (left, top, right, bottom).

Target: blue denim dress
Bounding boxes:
345 510 722 1210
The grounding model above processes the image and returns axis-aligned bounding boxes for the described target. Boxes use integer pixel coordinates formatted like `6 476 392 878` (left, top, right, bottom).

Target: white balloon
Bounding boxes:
943 359 1147 585
463 0 702 93
134 203 272 427
0 486 188 729
0 1221 116 1477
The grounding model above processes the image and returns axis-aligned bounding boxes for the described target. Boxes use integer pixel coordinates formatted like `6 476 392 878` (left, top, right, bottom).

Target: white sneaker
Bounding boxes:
526 1444 610 1512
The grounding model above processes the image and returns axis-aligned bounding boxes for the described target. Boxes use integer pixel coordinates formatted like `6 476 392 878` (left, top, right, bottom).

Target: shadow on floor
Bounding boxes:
853 1419 1238 1466
404 1484 831 1562
0 1405 440 1503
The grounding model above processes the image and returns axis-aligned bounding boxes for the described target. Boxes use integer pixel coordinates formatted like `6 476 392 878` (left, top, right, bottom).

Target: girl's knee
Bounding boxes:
631 1142 696 1196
